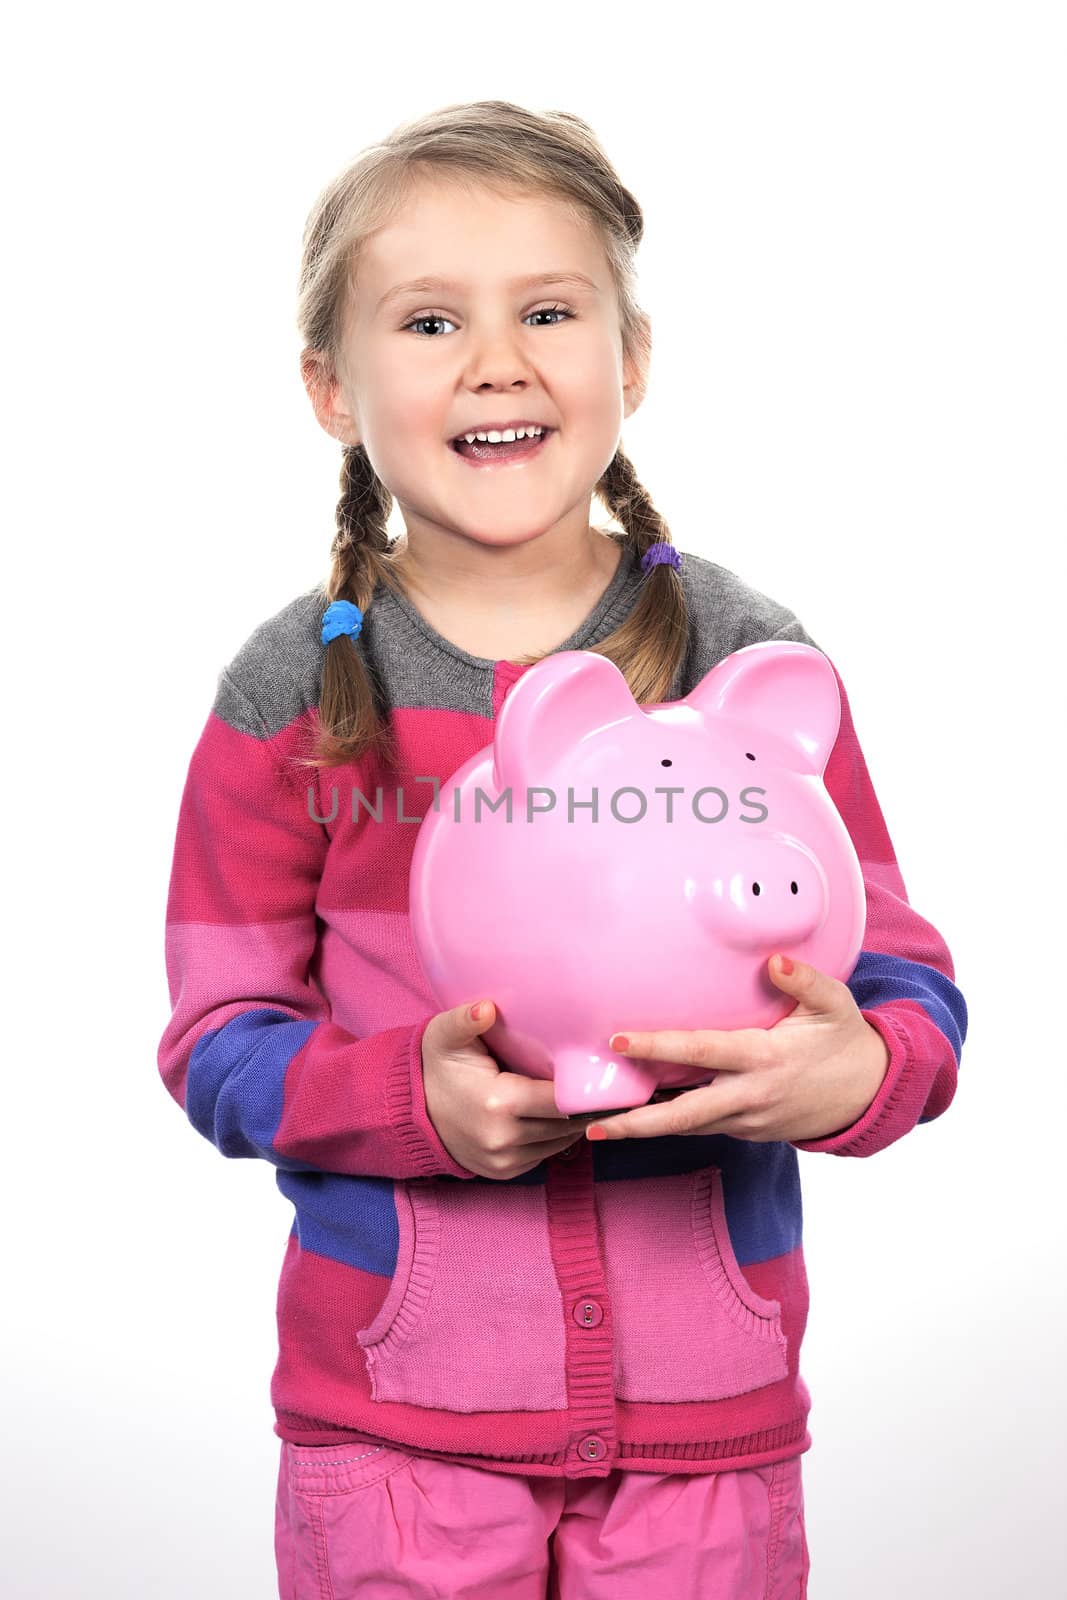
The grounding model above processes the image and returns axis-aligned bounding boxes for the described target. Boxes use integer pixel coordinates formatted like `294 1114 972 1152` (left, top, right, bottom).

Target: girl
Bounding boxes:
159 100 967 1600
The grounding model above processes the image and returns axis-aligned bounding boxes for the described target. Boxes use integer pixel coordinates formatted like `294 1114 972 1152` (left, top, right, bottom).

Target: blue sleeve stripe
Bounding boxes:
186 1009 321 1170
847 950 968 1066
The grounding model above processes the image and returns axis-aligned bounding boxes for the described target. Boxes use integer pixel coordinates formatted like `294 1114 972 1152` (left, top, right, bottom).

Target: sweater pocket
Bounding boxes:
355 1178 570 1413
596 1164 789 1402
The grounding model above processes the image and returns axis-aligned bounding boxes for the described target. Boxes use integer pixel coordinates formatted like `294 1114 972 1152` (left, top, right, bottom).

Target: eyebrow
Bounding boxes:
375 270 600 315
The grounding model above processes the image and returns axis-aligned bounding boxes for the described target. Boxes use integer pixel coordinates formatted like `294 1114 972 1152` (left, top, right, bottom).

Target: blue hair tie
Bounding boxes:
640 541 682 574
321 599 364 646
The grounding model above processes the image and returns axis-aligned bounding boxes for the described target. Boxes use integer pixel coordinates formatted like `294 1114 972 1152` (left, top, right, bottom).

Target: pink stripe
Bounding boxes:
316 910 436 1036
308 705 501 913
166 713 327 924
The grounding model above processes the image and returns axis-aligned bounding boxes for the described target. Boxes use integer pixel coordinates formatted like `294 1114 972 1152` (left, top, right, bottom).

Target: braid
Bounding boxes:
332 442 391 573
590 445 690 706
307 444 402 770
598 446 667 556
327 443 390 609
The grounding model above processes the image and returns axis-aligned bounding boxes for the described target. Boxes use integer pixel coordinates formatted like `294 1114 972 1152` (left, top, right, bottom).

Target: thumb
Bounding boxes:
448 997 498 1049
766 953 839 1012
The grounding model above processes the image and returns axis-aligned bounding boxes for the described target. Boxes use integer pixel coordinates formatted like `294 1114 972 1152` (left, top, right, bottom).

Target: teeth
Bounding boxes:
459 425 546 444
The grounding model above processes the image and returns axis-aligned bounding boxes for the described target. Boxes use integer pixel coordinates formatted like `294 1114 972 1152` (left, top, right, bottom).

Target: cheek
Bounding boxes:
363 393 448 463
557 353 626 424
363 348 440 412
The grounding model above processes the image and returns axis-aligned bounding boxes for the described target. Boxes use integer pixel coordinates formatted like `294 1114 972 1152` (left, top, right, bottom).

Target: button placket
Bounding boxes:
545 1136 616 1472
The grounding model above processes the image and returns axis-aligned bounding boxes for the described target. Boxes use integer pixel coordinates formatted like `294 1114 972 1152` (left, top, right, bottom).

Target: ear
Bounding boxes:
301 347 360 448
622 311 651 419
685 641 841 776
493 651 639 792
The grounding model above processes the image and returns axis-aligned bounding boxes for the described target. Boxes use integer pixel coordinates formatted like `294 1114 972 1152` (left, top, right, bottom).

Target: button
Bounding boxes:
572 1299 603 1328
577 1435 607 1462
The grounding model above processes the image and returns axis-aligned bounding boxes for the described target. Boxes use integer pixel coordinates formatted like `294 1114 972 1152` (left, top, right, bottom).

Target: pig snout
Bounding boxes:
694 840 827 949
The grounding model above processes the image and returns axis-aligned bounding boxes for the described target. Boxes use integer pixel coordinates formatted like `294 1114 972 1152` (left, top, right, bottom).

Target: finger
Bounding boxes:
453 998 499 1044
517 1115 601 1144
586 1084 735 1141
497 1071 599 1126
766 954 848 1014
486 1077 599 1141
609 1027 761 1069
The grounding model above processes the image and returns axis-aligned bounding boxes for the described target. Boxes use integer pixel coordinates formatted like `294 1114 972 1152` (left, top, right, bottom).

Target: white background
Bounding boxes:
5 2 1064 1595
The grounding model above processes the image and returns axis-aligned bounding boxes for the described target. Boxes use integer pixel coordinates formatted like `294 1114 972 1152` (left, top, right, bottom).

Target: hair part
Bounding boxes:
295 99 689 771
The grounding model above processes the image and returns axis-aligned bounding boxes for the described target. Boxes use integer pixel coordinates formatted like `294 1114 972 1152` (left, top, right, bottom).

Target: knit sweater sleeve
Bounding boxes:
766 618 968 1158
157 669 472 1181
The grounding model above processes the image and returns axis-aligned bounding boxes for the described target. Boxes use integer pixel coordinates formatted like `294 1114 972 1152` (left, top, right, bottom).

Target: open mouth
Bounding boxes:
449 429 555 467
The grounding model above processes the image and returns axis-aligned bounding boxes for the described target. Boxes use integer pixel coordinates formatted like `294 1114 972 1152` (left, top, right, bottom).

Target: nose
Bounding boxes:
464 320 538 390
694 840 827 950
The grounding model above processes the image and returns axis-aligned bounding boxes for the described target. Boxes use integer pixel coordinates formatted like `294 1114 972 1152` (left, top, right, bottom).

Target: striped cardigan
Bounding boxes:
158 538 967 1479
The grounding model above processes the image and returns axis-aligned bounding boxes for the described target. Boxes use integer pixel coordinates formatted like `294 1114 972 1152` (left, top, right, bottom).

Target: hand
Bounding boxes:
586 954 891 1143
422 1000 601 1180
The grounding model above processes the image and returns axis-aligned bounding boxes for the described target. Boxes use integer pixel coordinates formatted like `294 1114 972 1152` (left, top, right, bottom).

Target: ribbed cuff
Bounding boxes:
386 1013 478 1179
789 1007 911 1157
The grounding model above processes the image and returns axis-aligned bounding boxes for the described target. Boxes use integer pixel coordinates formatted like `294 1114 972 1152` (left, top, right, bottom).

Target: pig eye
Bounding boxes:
745 752 756 761
752 882 761 895
660 758 672 766
791 881 798 894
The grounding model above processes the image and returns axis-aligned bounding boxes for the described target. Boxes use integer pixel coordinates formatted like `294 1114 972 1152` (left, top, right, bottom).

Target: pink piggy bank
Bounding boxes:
409 640 866 1115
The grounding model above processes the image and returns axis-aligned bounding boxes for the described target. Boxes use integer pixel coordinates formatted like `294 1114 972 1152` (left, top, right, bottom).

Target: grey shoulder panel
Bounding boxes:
670 549 822 699
212 583 328 738
208 550 825 733
359 584 498 716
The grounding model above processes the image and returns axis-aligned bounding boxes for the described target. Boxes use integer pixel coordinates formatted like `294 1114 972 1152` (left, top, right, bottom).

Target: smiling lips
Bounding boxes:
451 429 555 468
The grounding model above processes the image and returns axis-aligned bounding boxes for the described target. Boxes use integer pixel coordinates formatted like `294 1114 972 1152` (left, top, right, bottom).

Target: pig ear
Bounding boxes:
686 641 841 775
493 650 637 791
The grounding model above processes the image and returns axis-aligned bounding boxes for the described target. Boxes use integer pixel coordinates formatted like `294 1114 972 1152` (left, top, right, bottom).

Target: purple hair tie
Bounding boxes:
640 541 681 575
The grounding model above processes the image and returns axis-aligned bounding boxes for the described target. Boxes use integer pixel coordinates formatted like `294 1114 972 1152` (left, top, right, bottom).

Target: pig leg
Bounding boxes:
553 1047 662 1115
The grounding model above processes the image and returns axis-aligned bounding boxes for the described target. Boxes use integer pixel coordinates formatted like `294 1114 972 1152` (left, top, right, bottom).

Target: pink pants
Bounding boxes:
275 1439 810 1599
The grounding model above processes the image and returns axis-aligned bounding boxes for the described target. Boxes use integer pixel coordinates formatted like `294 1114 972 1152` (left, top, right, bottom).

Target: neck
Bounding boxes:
394 522 624 614
388 522 626 663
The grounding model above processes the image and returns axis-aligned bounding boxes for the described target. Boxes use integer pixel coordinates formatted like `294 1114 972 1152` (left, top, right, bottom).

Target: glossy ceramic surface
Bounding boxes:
409 642 866 1113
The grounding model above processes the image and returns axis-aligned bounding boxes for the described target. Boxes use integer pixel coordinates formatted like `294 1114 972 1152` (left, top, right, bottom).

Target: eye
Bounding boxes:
745 752 756 761
402 313 457 338
400 304 577 339
660 758 672 766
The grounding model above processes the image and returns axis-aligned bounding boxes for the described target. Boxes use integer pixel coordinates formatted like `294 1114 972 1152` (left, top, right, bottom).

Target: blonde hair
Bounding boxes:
297 99 689 769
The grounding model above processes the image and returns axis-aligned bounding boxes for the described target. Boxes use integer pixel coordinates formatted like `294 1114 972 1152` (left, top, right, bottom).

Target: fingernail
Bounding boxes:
586 1125 608 1140
777 955 794 975
611 1034 631 1052
470 1001 484 1020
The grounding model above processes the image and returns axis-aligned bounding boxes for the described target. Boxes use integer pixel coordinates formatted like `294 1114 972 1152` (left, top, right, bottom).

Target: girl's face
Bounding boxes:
311 178 646 554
